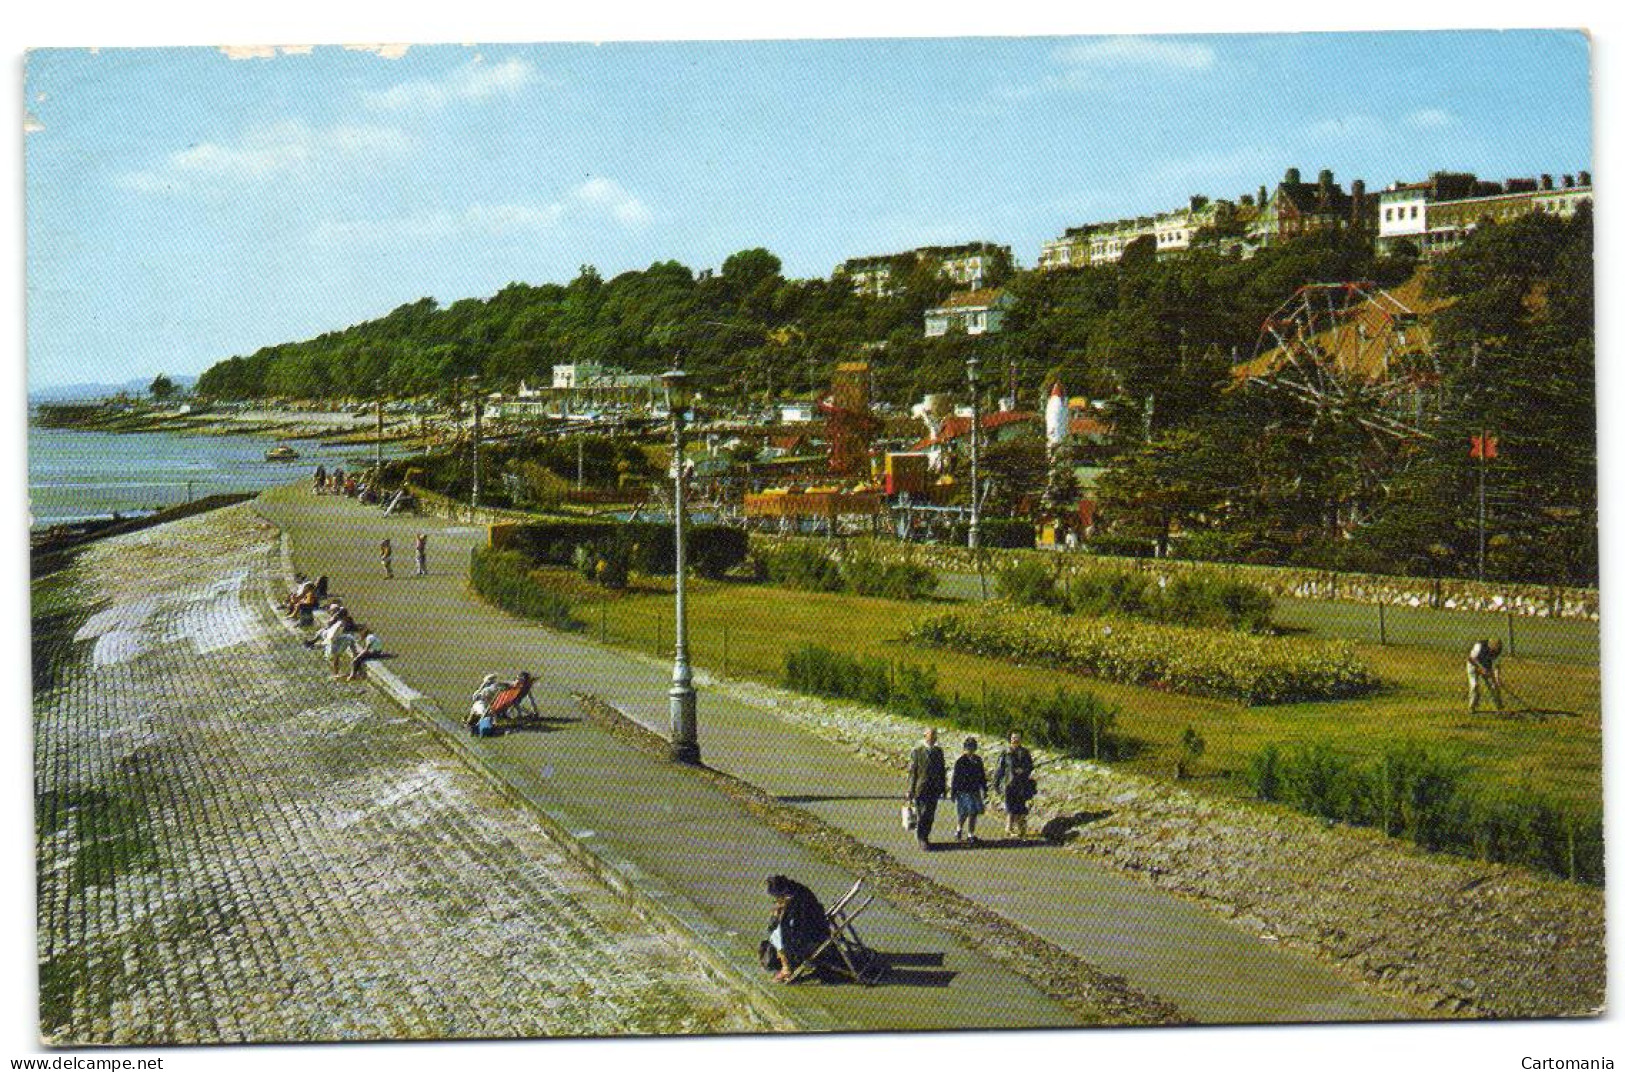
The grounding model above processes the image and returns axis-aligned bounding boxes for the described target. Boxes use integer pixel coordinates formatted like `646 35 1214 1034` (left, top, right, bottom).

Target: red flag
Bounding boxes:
1469 433 1499 460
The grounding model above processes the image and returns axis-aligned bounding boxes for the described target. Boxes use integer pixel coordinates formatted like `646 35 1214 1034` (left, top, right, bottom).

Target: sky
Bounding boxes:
22 30 1593 391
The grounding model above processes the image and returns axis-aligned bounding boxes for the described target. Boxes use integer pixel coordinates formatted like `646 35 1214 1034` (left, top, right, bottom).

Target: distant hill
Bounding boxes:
28 374 197 404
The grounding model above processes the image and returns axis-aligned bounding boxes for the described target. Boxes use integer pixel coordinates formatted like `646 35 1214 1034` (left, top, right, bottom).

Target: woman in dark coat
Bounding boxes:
950 737 988 842
993 732 1036 838
765 875 831 983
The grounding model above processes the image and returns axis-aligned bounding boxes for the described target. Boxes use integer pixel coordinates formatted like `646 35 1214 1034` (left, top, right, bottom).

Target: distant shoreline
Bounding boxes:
32 401 425 448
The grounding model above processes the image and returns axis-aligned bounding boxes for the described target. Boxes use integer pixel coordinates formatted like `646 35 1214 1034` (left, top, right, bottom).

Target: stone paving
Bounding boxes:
34 507 763 1045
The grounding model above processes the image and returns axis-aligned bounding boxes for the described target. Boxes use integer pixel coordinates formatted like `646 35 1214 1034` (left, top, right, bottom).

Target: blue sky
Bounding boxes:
24 31 1592 389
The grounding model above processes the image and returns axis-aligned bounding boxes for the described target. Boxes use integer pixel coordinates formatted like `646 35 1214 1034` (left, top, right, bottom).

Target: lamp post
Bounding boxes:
662 367 700 765
966 352 981 552
468 376 483 511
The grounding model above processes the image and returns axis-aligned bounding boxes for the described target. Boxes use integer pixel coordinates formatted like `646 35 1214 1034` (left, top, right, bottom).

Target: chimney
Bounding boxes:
1563 174 1576 188
1258 184 1269 207
1540 173 1554 190
1284 167 1301 184
1580 170 1591 186
1319 169 1334 189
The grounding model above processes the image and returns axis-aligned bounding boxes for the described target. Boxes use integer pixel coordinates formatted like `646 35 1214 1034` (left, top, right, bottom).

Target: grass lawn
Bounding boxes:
559 571 1602 813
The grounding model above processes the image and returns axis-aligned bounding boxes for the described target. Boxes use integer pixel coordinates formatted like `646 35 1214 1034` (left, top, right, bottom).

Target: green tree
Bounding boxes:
148 374 176 401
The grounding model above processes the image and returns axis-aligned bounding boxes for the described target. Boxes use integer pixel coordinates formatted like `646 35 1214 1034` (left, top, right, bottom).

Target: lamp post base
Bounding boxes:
669 685 700 765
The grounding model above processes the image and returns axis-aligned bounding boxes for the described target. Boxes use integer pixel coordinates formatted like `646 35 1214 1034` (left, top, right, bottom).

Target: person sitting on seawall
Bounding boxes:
347 628 384 681
761 875 831 984
468 673 502 737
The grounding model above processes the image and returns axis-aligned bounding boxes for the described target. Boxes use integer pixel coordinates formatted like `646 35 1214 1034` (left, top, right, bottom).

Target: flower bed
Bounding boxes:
908 602 1379 705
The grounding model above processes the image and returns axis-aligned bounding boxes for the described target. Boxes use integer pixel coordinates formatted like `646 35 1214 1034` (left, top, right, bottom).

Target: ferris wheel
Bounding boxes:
1243 281 1441 441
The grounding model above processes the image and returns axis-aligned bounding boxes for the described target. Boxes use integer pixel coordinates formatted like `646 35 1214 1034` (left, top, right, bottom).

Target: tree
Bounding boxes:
148 374 176 402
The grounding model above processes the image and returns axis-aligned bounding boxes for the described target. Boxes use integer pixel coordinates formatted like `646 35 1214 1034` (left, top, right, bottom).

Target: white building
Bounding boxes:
778 402 817 423
1376 171 1593 257
923 288 1013 337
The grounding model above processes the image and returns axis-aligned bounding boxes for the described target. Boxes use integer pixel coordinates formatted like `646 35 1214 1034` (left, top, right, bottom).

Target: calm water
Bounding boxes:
27 424 393 528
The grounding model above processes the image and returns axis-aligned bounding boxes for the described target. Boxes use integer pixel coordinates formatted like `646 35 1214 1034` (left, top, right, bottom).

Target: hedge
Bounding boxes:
1247 740 1604 885
470 547 582 631
784 644 1124 759
750 534 1598 621
909 602 1378 705
495 519 749 579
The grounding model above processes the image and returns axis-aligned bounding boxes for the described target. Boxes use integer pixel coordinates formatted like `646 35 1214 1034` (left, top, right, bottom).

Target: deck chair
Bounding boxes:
488 675 540 726
786 879 886 985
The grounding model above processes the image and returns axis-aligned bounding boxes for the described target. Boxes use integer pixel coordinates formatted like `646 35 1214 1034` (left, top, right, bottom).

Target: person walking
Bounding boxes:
994 732 1037 839
906 727 947 851
951 737 989 842
414 532 428 577
1467 637 1505 713
379 537 394 579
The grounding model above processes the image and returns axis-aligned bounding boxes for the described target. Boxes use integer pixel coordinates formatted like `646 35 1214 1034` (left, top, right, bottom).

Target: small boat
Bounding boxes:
265 444 300 462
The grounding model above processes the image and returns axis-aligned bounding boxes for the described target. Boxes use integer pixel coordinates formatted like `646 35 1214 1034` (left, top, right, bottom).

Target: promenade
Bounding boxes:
259 486 1411 1026
33 507 760 1044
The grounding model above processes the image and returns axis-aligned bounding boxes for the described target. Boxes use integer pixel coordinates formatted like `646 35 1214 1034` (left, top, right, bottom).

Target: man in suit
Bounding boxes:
907 727 948 850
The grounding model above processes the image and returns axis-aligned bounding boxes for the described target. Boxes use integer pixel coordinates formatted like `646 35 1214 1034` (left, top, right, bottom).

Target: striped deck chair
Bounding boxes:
488 673 540 725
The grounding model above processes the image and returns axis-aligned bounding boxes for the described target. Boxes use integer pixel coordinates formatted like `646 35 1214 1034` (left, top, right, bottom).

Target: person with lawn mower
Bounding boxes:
1467 637 1505 713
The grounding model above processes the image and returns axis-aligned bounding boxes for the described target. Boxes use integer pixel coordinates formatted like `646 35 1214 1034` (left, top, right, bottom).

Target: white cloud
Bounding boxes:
118 119 411 191
24 110 44 134
313 179 652 247
365 57 535 111
1054 36 1216 73
1406 108 1455 130
219 44 316 61
569 177 653 227
996 35 1216 99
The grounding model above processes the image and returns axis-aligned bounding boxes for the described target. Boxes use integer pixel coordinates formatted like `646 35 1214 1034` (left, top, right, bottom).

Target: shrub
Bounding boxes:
470 547 582 631
844 552 938 601
783 644 1122 758
909 602 1376 705
688 526 751 579
1146 574 1274 632
762 544 843 591
1064 570 1149 618
1248 738 1603 885
996 560 1060 607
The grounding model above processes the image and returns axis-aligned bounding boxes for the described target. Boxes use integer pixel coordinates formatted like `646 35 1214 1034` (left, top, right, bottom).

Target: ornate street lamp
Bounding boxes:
661 367 700 765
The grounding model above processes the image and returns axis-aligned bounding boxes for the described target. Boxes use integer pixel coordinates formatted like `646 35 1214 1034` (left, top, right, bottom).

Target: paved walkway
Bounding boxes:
259 487 1410 1025
35 508 761 1044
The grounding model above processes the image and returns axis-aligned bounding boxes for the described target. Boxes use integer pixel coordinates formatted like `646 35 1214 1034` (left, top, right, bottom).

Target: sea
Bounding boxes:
27 424 397 529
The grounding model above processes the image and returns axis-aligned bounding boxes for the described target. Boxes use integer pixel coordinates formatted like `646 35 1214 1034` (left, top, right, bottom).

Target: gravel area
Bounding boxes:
34 507 765 1045
714 677 1606 1019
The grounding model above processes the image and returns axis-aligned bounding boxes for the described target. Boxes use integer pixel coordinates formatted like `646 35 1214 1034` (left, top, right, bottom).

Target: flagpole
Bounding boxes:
1477 429 1488 582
